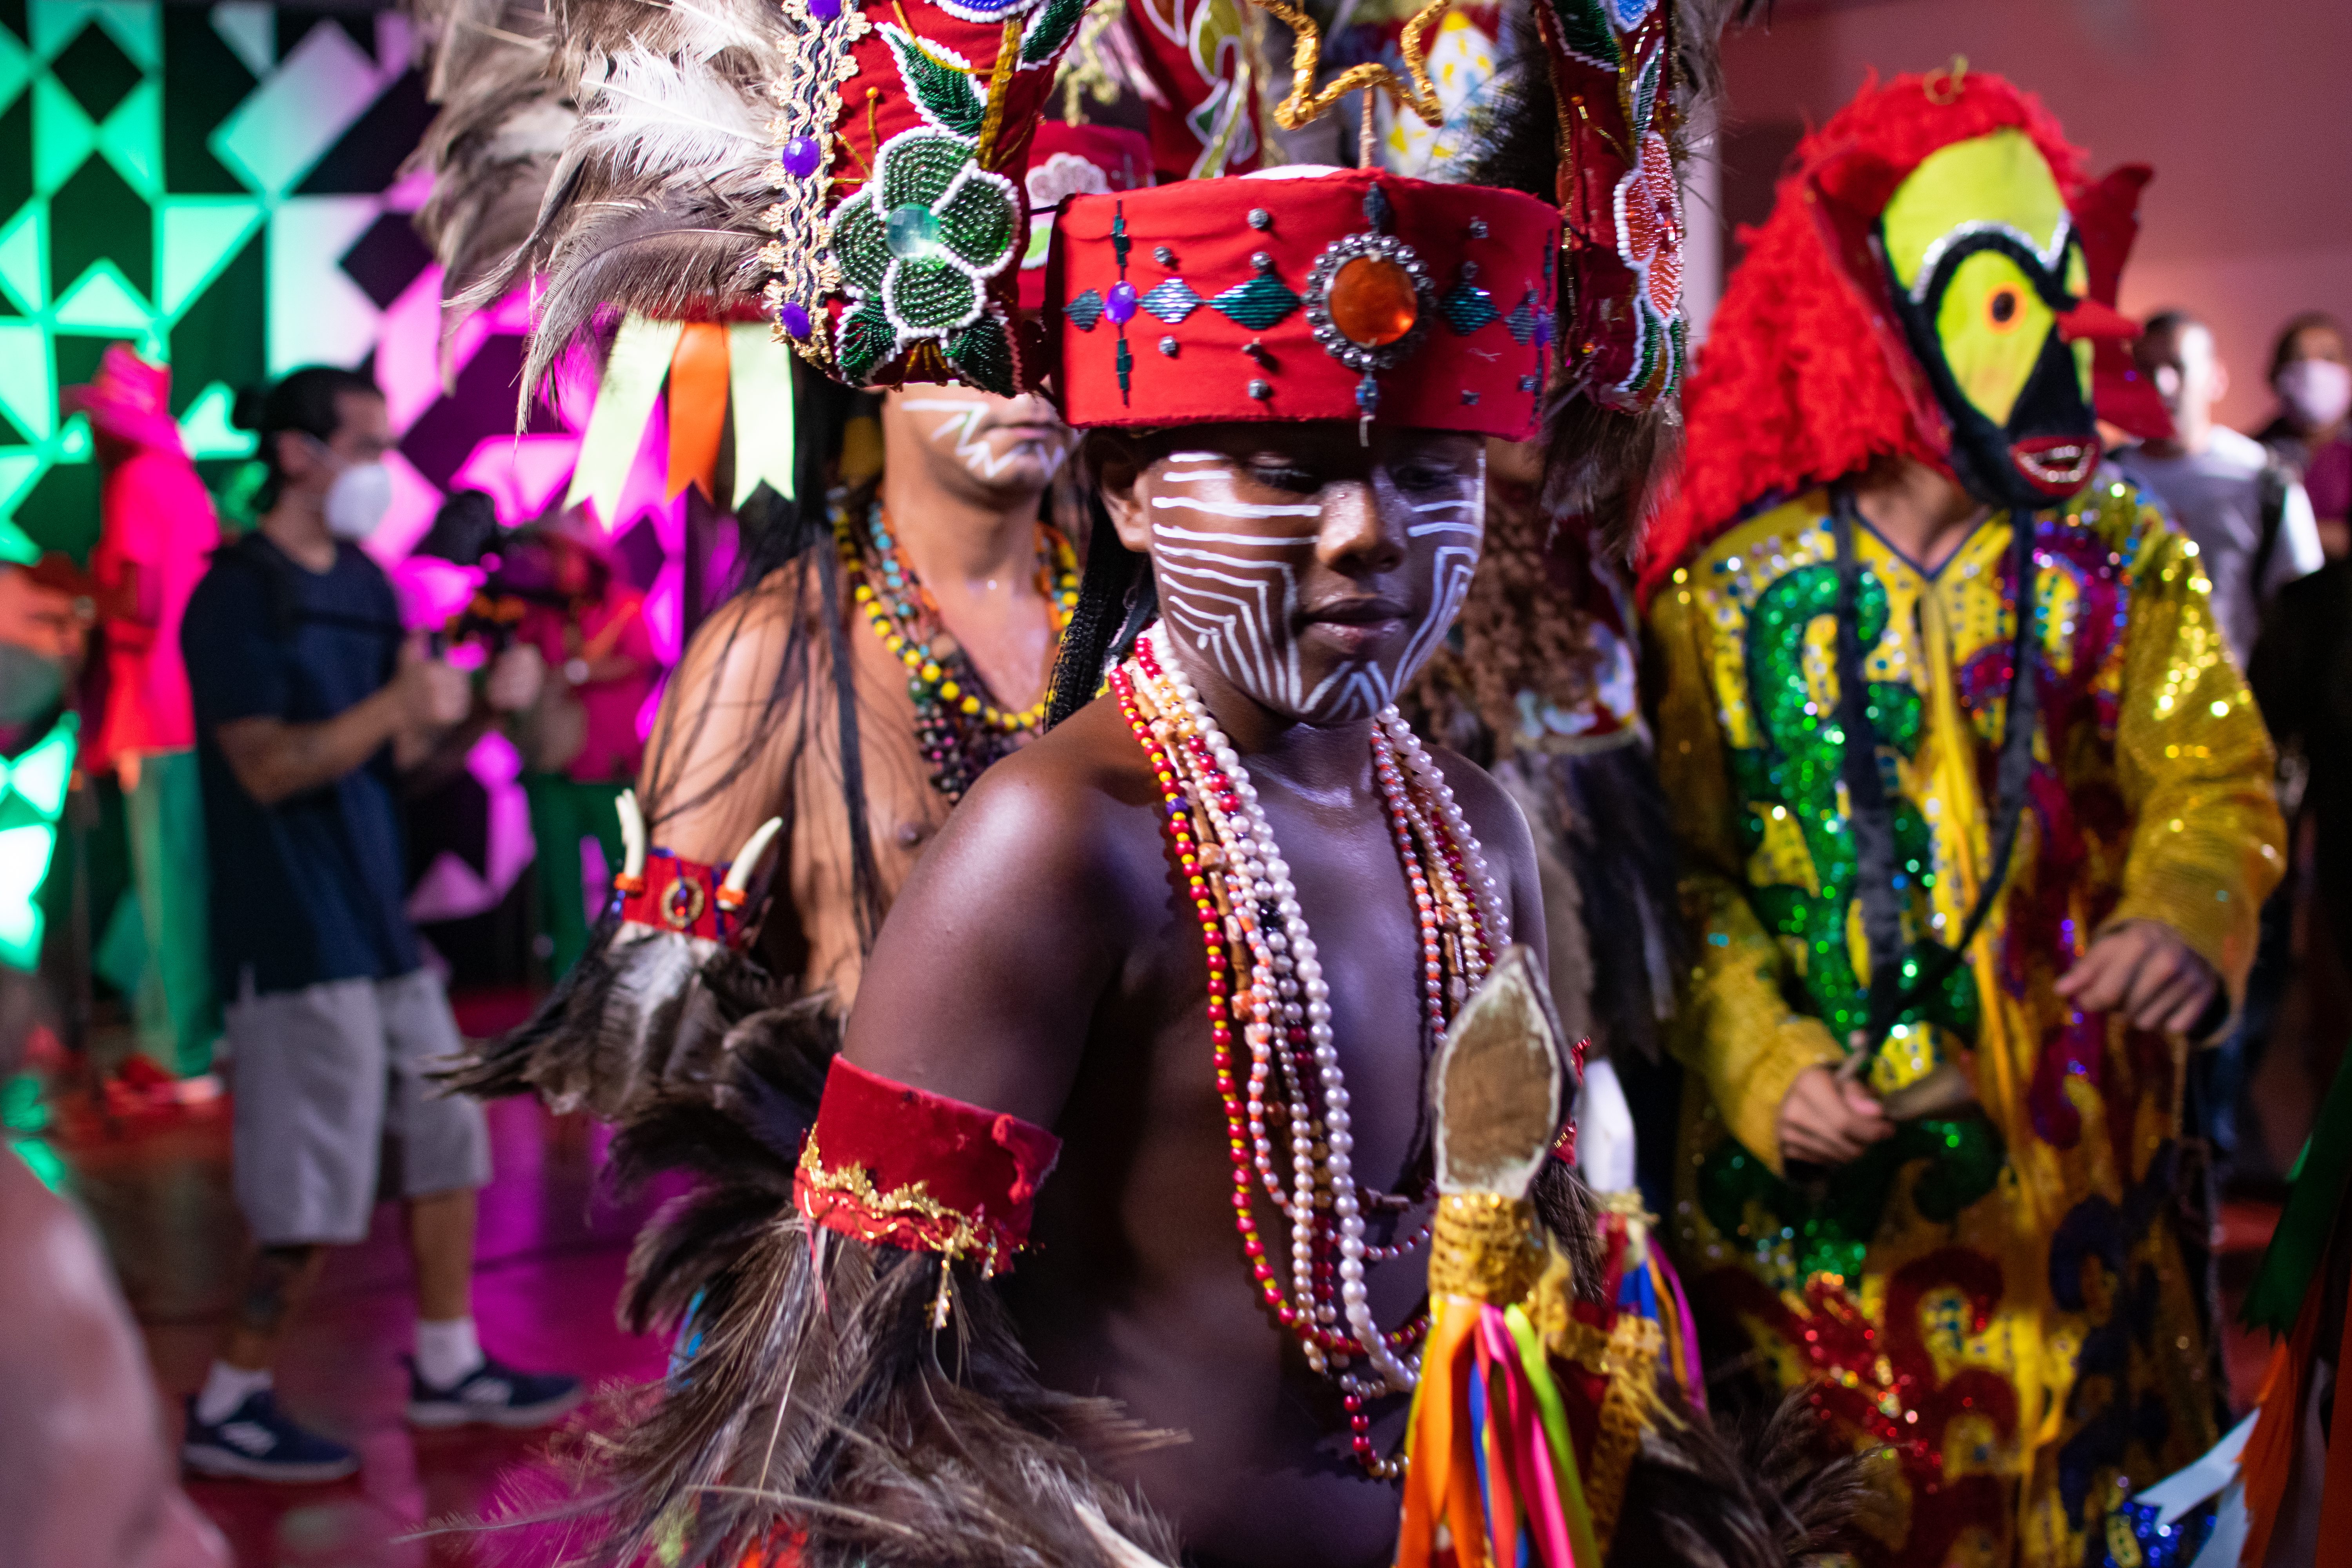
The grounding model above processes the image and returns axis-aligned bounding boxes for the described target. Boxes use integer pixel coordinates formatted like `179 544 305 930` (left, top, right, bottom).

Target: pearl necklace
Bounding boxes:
1112 625 1505 1476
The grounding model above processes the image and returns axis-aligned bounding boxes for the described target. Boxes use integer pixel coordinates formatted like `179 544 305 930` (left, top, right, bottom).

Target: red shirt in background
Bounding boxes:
523 591 657 784
90 450 220 766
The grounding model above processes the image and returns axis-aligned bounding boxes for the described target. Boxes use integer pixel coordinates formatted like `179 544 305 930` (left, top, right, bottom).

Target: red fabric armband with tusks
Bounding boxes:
794 1058 1062 1275
614 848 744 946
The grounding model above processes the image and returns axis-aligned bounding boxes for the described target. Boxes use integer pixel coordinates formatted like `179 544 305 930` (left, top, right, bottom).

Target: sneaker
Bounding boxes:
181 1390 360 1483
405 1355 584 1430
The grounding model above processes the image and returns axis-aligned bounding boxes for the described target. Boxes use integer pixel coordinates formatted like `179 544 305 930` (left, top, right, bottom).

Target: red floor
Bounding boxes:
46 1040 671 1567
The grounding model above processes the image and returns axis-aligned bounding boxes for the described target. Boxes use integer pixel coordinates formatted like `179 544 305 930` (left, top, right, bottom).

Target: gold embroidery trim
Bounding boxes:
1428 1192 1547 1305
795 1131 1007 1278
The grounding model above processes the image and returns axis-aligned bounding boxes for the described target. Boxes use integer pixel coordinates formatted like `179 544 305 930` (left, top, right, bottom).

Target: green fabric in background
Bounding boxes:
124 750 219 1076
522 775 626 985
2243 1045 2352 1335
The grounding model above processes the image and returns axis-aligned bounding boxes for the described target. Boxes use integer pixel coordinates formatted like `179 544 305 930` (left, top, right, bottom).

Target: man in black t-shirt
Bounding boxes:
178 368 579 1483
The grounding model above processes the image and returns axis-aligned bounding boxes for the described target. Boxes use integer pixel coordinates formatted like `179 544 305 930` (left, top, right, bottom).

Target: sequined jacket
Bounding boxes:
1651 481 2282 1178
1645 482 2285 1561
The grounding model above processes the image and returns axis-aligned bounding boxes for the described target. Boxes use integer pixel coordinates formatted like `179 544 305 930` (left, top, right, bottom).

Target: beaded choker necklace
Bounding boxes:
836 501 1080 802
1111 625 1505 1477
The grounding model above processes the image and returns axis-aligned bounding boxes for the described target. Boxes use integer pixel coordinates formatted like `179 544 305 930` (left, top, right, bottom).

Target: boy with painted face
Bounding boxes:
1641 71 2284 1568
561 164 1849 1568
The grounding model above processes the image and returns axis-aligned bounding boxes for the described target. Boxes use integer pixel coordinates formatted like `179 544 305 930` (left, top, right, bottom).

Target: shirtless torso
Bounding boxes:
642 384 1071 1005
839 422 1545 1567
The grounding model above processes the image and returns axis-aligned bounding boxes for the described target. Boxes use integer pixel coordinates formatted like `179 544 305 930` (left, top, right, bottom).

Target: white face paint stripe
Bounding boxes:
1146 456 1482 723
1152 523 1320 548
1395 545 1477 696
1152 495 1326 519
1156 557 1303 708
1152 513 1306 709
896 398 1070 483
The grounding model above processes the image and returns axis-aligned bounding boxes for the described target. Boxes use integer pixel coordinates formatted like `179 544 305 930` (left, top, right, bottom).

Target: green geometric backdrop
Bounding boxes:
0 0 457 559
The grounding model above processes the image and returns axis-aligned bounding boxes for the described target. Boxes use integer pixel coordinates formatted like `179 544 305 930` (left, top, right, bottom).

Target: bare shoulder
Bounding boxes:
889 696 1160 925
1422 742 1543 944
845 695 1165 1117
1424 744 1536 860
666 561 825 706
640 564 827 845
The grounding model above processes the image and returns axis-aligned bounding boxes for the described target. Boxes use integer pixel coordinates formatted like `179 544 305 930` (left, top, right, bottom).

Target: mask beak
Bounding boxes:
2056 296 2138 344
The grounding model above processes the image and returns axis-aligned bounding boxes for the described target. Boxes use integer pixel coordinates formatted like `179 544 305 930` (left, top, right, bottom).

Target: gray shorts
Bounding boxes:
225 969 492 1246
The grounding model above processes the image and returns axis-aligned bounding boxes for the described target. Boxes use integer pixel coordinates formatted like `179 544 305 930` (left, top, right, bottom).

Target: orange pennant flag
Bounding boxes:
666 321 729 501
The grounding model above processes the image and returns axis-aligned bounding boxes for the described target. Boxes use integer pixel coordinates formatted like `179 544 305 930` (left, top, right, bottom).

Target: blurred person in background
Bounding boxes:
174 367 578 1484
69 346 223 1083
514 514 654 982
2114 309 2320 669
2258 312 2352 557
2114 311 2319 1169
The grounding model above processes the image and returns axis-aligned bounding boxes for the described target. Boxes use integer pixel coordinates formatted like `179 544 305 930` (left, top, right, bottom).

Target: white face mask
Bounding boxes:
2277 358 2352 432
323 460 393 539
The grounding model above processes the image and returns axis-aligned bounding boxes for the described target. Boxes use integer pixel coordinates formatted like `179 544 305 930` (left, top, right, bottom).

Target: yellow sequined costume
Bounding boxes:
1648 481 2284 1567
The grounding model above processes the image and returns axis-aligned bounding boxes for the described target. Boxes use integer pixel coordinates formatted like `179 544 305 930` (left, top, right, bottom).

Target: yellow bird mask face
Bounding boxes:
1878 129 2121 510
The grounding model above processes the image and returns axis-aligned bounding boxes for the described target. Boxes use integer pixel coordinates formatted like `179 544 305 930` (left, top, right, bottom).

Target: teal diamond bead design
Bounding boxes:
1140 279 1201 323
1063 289 1105 331
887 203 944 260
1439 280 1498 335
1207 274 1300 331
1503 289 1539 346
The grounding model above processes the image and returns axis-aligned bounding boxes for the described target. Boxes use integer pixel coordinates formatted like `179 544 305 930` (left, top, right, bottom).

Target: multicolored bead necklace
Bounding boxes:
836 501 1080 802
1112 624 1504 1477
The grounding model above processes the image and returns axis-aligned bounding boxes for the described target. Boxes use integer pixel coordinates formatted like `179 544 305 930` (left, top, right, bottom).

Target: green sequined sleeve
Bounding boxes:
1650 578 1843 1175
2103 507 2287 1004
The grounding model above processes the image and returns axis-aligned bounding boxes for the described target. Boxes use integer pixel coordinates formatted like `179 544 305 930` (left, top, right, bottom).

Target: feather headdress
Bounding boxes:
422 0 1098 400
405 0 575 347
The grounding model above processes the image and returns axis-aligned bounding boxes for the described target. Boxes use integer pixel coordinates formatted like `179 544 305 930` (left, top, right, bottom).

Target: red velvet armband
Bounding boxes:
613 848 746 946
793 1058 1062 1276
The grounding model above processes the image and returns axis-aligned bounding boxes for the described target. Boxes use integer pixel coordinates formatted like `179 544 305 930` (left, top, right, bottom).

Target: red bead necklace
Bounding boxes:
1111 626 1503 1476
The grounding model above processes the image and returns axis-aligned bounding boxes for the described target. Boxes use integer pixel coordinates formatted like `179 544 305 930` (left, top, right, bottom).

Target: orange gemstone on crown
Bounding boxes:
1329 256 1418 347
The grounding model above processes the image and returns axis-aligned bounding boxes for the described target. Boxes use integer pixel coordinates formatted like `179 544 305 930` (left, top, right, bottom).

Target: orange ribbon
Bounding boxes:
666 321 729 500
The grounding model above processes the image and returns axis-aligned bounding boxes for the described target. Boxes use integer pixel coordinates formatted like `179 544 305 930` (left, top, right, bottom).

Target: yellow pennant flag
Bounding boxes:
728 321 797 509
567 314 683 527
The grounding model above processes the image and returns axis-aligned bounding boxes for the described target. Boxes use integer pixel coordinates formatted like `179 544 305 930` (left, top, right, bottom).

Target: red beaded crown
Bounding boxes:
1045 167 1559 437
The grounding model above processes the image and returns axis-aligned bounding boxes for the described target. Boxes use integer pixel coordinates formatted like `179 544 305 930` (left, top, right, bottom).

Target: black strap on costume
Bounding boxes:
2250 459 2291 602
1830 486 2042 1058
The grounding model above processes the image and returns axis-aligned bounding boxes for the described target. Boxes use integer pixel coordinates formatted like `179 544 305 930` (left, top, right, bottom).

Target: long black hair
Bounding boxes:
1045 436 1157 729
230 365 381 513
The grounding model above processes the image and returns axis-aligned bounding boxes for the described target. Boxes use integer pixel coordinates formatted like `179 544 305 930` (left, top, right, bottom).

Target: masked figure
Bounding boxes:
1641 70 2284 1568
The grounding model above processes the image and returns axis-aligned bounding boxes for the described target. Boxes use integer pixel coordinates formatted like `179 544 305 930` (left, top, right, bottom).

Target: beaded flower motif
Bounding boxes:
831 128 1023 391
1605 47 1683 403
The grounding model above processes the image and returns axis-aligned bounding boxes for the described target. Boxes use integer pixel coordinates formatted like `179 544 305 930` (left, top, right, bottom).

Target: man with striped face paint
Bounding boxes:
1094 424 1483 726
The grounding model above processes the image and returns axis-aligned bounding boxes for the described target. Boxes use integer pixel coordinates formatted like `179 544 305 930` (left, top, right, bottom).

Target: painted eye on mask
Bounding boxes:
1933 250 2054 428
